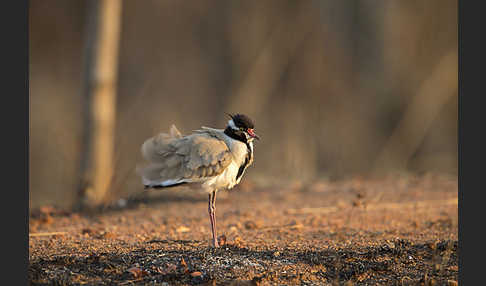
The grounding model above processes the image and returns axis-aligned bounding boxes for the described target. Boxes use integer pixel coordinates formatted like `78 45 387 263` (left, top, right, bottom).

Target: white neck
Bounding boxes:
248 140 254 154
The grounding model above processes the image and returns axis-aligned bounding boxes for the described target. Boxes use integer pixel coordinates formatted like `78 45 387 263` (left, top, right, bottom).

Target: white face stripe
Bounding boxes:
228 119 257 143
228 119 238 130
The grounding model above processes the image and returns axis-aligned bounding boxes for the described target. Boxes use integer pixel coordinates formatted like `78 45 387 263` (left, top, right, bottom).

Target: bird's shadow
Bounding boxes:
82 190 208 217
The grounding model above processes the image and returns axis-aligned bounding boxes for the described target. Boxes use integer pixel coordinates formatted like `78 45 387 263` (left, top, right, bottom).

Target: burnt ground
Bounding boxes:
29 173 458 285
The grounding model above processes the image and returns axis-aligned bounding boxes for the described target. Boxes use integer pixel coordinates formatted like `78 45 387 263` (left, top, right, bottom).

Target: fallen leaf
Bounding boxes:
176 226 190 233
82 228 96 235
244 220 262 230
40 206 56 215
152 266 167 275
127 267 148 278
101 232 117 239
180 257 189 273
218 235 227 246
52 233 65 239
180 257 187 267
356 272 369 282
190 271 202 277
288 220 303 229
40 215 53 225
447 265 458 271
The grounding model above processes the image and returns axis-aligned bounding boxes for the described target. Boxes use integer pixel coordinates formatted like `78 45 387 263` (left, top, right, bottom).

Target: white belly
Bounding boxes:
198 136 254 193
201 161 240 192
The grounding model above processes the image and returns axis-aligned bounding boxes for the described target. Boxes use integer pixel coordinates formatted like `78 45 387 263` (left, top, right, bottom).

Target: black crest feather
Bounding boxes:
228 113 255 129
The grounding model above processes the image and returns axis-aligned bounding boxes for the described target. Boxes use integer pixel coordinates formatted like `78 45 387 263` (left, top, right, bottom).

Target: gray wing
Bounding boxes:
140 126 232 185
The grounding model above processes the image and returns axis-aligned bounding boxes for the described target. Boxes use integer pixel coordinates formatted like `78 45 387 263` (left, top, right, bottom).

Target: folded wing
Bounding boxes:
140 126 232 187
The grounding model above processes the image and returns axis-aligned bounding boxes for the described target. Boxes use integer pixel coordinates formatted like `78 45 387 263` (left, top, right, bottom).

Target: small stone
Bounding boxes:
117 198 127 208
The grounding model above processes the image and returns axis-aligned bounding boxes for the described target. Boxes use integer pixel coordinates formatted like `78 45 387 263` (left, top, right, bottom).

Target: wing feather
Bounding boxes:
140 126 232 186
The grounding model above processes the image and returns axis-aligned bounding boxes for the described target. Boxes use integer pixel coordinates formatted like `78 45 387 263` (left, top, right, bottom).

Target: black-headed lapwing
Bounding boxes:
139 114 259 247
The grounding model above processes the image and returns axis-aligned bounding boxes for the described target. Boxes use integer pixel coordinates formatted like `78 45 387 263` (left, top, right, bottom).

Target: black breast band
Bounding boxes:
236 142 252 181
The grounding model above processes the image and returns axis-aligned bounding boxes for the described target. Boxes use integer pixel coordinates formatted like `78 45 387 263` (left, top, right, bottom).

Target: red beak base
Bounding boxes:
247 129 260 140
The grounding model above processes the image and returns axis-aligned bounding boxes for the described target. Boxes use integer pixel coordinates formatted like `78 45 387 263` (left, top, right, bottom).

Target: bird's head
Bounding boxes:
226 113 260 142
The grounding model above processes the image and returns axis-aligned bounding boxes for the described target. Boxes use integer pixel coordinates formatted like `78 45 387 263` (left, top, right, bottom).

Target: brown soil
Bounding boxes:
29 173 458 285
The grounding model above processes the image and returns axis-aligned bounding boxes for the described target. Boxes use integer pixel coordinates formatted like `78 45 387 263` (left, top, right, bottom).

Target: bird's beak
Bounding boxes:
247 129 260 140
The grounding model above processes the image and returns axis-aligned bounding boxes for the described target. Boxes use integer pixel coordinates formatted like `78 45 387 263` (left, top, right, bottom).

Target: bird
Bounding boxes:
138 113 260 247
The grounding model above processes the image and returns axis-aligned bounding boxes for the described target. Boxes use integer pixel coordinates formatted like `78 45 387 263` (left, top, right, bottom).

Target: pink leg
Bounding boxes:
208 191 219 247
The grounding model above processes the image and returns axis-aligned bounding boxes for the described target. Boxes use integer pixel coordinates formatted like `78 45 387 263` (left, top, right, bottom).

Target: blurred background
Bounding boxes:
29 0 457 210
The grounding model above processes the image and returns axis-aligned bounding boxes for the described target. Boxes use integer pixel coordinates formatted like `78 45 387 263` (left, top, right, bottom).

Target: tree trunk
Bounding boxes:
76 0 122 209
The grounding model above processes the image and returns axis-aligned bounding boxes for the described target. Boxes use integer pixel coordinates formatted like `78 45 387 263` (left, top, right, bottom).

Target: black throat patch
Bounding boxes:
224 127 253 182
224 126 247 144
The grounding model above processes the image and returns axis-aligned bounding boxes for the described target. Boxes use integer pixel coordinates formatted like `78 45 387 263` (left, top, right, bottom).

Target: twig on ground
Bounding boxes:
29 232 68 237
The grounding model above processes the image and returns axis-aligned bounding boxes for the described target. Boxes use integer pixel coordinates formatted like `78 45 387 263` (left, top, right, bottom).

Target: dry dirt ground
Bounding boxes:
29 173 458 285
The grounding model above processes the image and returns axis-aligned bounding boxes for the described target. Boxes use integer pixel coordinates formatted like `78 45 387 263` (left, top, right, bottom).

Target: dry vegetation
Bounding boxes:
29 173 458 285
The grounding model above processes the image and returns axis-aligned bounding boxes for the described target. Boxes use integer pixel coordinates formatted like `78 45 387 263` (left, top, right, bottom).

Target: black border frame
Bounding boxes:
1 0 29 285
458 0 483 285
7 0 474 284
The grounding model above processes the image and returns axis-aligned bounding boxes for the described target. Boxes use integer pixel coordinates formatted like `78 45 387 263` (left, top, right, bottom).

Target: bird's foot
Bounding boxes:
211 234 226 247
